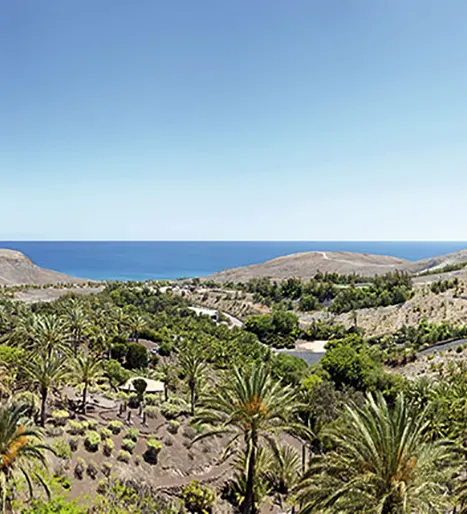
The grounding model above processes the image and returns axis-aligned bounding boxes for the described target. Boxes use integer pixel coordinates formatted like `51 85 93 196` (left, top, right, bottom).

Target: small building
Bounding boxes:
188 306 219 322
119 377 165 395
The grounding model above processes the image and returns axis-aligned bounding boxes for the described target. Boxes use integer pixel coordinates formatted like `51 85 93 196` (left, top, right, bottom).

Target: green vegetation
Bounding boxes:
1 281 467 513
235 271 413 314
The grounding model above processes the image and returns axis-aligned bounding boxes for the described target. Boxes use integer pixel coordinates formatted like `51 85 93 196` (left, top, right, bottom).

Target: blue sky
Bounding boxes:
2 0 467 240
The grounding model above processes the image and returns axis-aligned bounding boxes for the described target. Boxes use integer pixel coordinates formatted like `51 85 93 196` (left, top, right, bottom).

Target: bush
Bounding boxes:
121 438 136 454
69 437 79 452
117 450 131 463
74 458 86 479
103 438 114 457
145 394 159 406
46 426 64 438
128 393 139 409
53 438 72 460
87 419 99 430
144 406 158 419
143 438 162 464
102 462 113 477
84 431 101 452
97 478 109 494
67 420 85 436
108 420 124 435
126 342 148 369
99 427 113 439
87 460 99 479
167 420 180 434
135 455 142 466
52 410 70 427
10 391 39 418
126 428 140 441
181 480 216 513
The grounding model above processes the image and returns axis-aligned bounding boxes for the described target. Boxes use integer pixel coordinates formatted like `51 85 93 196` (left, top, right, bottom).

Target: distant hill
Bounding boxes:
208 249 467 282
0 249 86 285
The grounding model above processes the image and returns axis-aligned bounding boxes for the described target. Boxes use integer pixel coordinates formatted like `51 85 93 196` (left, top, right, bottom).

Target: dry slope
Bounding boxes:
208 251 408 282
0 249 85 285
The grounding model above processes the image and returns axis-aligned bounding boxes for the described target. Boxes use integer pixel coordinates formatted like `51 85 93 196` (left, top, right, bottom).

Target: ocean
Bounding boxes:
1 241 467 282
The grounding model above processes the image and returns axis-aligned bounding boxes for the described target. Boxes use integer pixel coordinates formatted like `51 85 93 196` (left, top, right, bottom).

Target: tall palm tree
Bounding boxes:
178 347 207 416
294 392 460 514
194 366 300 514
65 306 89 356
69 353 104 413
129 315 147 342
30 314 70 357
25 353 68 426
0 402 53 512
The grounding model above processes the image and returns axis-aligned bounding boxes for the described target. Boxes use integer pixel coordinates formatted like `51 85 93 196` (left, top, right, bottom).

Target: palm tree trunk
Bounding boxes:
190 384 195 416
40 386 48 427
243 435 257 514
82 382 88 413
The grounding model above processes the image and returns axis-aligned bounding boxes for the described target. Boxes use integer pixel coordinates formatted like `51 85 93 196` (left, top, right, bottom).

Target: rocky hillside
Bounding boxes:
208 249 467 282
0 249 85 285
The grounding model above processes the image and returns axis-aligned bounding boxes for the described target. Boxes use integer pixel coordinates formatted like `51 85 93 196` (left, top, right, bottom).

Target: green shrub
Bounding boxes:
52 410 71 427
144 405 158 419
53 438 72 460
135 455 142 466
84 431 101 452
67 420 85 436
181 480 216 513
87 460 99 480
126 342 148 369
145 394 159 406
46 426 64 438
117 450 131 463
69 437 79 452
103 438 114 457
99 427 113 439
102 462 113 477
87 419 99 430
126 428 140 441
143 438 162 464
128 393 139 408
167 420 180 434
108 420 124 435
121 438 136 454
97 478 109 494
74 458 86 479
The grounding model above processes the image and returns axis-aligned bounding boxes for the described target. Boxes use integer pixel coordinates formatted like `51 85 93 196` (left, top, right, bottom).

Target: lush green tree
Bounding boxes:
126 343 148 370
103 359 130 390
294 393 460 513
194 366 300 514
321 343 378 390
132 378 147 405
270 354 308 386
69 353 104 413
0 403 53 512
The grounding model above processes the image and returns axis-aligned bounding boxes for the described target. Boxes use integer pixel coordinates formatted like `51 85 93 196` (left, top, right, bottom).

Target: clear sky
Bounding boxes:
2 1 467 241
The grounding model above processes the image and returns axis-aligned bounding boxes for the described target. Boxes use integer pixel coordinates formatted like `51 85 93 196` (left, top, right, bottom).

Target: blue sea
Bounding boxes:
1 241 467 282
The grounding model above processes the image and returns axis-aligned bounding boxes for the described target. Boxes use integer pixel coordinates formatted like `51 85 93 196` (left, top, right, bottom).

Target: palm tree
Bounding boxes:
194 366 300 514
25 353 68 426
129 315 147 342
0 402 53 512
69 353 104 413
30 314 70 357
265 444 300 509
294 392 460 514
65 306 89 356
178 347 207 416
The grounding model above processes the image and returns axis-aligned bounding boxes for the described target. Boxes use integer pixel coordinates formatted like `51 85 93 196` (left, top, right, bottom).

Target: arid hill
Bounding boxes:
0 249 85 285
208 249 467 282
